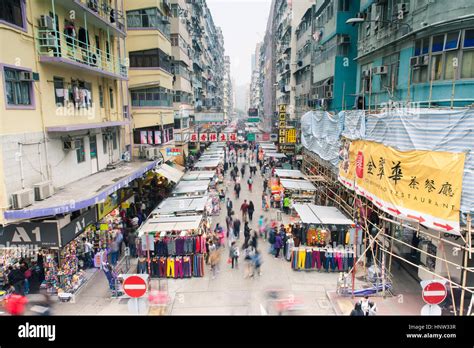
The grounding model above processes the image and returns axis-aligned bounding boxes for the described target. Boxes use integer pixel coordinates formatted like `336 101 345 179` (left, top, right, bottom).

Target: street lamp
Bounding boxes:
345 17 412 32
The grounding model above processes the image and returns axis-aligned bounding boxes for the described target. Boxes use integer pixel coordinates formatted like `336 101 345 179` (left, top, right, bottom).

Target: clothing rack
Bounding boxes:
290 246 355 272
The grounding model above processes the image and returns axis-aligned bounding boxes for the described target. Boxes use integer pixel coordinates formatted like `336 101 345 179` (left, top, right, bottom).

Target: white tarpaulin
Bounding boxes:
194 159 221 168
172 180 210 195
275 169 307 179
293 204 353 225
138 215 203 235
280 179 316 191
182 171 216 181
156 163 184 183
151 196 209 215
264 152 286 159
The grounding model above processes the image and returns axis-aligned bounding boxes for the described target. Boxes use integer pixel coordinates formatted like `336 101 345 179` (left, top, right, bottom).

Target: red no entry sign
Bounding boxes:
422 282 447 305
123 276 147 298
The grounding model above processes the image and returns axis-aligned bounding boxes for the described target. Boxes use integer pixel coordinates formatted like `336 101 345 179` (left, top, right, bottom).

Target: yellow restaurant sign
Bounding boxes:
338 140 465 235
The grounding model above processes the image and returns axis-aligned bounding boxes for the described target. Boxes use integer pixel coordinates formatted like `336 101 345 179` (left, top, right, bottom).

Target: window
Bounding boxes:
99 85 104 108
4 67 32 106
126 7 170 37
54 77 64 105
430 54 443 81
445 31 461 51
0 0 24 29
381 53 399 91
431 35 444 53
464 29 474 48
109 87 114 108
462 30 474 78
76 138 85 163
129 48 171 72
90 135 97 159
130 87 173 107
112 130 118 150
444 51 458 80
339 0 350 11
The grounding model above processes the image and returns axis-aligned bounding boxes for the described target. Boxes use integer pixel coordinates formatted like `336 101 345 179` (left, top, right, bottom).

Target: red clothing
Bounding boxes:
240 203 249 213
6 294 28 315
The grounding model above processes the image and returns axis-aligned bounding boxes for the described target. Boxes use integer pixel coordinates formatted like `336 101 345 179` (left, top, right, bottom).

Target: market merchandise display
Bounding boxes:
148 254 205 278
57 242 85 294
44 253 59 293
290 246 355 272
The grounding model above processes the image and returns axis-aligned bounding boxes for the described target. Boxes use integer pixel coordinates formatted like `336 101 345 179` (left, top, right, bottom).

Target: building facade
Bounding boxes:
0 0 130 225
355 0 474 109
223 55 234 120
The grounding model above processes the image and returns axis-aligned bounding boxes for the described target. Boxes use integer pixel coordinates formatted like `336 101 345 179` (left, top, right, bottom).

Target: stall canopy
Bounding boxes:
138 215 203 236
293 204 354 225
264 152 287 159
182 171 216 181
259 143 277 149
194 159 221 168
151 195 209 216
280 179 317 191
156 163 184 183
172 180 210 195
274 169 307 179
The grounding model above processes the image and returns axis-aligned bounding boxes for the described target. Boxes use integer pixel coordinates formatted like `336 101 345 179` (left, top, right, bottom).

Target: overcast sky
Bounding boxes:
207 0 272 86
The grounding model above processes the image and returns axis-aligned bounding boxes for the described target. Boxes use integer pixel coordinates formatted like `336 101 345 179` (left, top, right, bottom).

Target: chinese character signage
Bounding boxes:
286 128 296 143
200 133 208 142
190 133 198 142
278 104 287 145
338 140 466 235
166 148 181 157
219 133 228 141
229 133 237 142
209 133 218 142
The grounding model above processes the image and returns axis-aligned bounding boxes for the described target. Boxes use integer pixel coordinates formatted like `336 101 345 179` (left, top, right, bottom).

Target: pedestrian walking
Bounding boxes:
226 198 233 217
244 245 256 278
127 231 137 257
233 218 241 239
274 233 283 258
209 242 220 279
247 177 253 192
258 215 265 237
229 242 239 269
7 266 25 296
250 231 258 250
240 165 245 177
350 302 365 316
235 183 241 199
283 196 291 214
240 200 249 223
262 193 267 210
250 250 263 277
243 222 251 248
225 215 233 238
248 201 255 221
263 178 268 193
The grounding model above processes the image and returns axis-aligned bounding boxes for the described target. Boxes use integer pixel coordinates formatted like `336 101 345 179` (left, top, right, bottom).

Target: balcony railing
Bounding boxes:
78 0 125 31
36 29 128 79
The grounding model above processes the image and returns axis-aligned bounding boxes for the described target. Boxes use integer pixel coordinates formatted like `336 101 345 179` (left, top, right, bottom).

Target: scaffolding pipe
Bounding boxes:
440 240 458 316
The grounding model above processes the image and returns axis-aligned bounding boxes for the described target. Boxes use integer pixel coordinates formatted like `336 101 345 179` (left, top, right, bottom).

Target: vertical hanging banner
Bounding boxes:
219 133 228 141
279 104 287 144
190 133 198 142
200 133 208 142
209 133 218 142
338 140 466 235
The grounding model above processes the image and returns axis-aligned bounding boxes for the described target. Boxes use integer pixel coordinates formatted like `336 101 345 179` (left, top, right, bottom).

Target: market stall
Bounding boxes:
264 152 287 159
182 171 216 182
279 178 317 204
155 163 184 184
150 195 210 217
288 204 356 273
137 215 208 278
172 180 211 197
274 169 307 180
193 159 222 169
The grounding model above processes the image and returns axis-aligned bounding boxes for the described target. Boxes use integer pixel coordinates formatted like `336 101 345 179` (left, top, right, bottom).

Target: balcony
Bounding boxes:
36 29 127 80
53 0 126 37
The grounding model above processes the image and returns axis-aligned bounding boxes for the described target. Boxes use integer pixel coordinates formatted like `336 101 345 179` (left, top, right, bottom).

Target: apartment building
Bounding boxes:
124 0 176 160
223 55 234 120
0 0 133 225
355 0 474 109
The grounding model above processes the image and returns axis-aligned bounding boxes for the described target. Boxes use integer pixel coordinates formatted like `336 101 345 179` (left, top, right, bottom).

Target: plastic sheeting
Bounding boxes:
300 110 342 167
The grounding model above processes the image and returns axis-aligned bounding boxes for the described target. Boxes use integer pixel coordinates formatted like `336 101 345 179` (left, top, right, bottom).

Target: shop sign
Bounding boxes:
190 133 198 142
97 189 134 220
60 207 98 247
248 108 258 117
219 133 228 141
270 134 278 141
0 221 60 248
200 133 208 142
247 133 256 141
209 133 218 142
229 133 237 142
262 133 270 141
286 128 297 143
339 140 465 235
166 148 182 157
248 117 260 123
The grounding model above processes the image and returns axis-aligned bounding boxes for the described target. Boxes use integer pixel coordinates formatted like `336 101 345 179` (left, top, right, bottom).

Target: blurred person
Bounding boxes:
235 182 241 199
128 230 137 258
243 245 255 278
250 250 263 277
240 165 245 177
240 200 249 223
247 177 253 192
350 302 365 316
225 215 233 238
226 198 233 217
262 193 267 210
233 218 241 239
229 242 239 269
5 293 28 316
243 222 251 249
209 243 221 280
248 201 255 221
258 215 265 237
7 266 25 296
274 233 283 259
368 301 377 316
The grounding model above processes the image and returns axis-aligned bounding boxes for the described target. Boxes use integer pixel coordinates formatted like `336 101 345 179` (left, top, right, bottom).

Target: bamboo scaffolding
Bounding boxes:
440 240 458 316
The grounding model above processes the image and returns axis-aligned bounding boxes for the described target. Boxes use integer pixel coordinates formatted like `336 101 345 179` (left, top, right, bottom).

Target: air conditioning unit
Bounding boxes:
325 90 333 99
39 15 54 30
146 147 159 160
420 55 429 66
34 181 54 201
372 65 388 75
11 189 34 209
19 71 33 81
338 35 351 45
63 140 77 151
410 56 420 67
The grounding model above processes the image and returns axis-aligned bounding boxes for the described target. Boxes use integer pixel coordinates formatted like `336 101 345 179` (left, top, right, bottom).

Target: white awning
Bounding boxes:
183 171 216 181
275 169 307 179
172 180 210 195
194 159 221 168
293 204 354 225
264 152 287 159
280 179 316 191
151 195 209 215
138 214 203 236
156 163 184 183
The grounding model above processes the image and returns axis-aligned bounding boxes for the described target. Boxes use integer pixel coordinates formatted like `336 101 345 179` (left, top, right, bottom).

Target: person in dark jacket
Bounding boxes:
274 234 283 259
250 232 258 250
233 218 241 239
350 302 365 316
248 201 255 221
7 266 25 295
128 230 137 257
243 223 251 249
240 165 245 177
